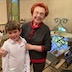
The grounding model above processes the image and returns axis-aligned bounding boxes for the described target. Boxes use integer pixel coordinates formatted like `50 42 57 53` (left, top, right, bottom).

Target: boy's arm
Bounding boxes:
25 50 30 72
0 48 8 57
24 39 30 72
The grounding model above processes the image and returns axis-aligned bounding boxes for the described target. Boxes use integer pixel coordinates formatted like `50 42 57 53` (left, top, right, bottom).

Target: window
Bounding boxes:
7 0 20 21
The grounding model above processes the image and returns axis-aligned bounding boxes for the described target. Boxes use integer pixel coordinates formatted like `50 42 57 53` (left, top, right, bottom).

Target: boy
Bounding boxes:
0 20 30 72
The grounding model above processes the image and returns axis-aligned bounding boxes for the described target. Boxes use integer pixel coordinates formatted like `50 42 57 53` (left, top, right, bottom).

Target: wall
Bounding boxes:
20 0 72 32
0 0 72 32
20 0 38 21
0 0 7 24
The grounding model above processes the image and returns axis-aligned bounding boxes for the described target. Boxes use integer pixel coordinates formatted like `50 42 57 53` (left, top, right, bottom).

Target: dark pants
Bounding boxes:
32 62 45 72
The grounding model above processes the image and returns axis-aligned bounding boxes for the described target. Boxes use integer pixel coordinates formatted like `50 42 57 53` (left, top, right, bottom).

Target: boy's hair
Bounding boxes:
5 20 20 33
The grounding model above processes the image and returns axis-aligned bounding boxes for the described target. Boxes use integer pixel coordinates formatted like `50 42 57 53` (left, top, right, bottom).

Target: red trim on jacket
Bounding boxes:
41 45 44 52
28 29 35 39
30 58 46 63
28 20 43 39
30 20 43 29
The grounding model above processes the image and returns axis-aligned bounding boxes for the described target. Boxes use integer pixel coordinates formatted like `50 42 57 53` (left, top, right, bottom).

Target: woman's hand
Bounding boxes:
0 49 8 57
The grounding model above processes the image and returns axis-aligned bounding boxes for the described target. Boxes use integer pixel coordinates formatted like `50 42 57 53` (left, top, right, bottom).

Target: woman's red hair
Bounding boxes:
31 2 49 17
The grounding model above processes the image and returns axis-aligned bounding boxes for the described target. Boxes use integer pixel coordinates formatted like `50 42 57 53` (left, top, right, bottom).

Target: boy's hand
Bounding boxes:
0 49 8 57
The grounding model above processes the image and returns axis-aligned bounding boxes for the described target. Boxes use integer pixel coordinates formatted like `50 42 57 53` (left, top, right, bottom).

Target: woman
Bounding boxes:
21 2 52 72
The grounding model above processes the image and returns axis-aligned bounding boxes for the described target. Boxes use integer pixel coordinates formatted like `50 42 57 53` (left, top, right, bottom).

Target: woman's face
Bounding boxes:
32 6 45 24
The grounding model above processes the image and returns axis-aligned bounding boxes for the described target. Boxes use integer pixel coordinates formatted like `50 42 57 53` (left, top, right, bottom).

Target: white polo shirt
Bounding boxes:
2 37 30 72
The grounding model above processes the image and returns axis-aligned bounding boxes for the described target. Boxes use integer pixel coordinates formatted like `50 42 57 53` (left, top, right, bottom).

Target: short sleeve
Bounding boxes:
1 41 9 52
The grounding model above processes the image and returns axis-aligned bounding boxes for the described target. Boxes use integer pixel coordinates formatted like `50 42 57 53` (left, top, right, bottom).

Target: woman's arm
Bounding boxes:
26 43 42 52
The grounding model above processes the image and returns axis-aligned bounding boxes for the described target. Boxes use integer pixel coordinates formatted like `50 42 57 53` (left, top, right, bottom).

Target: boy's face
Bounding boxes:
7 29 21 41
